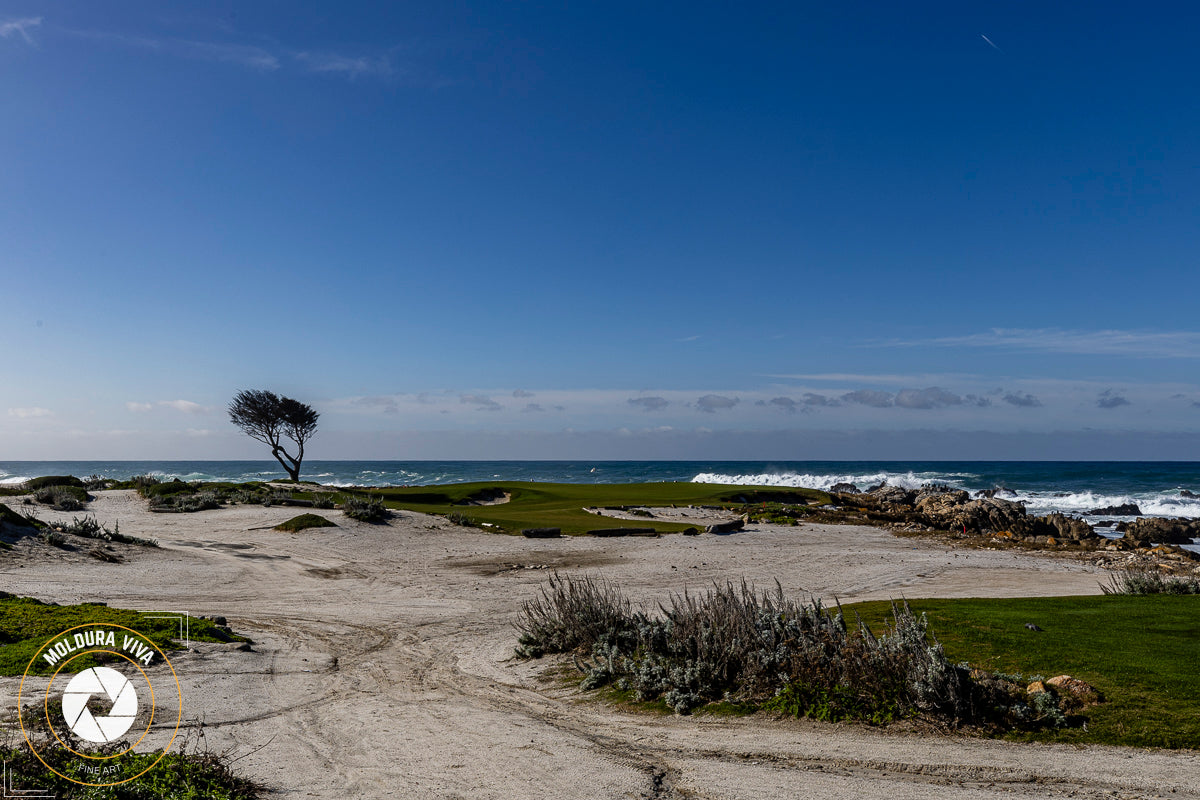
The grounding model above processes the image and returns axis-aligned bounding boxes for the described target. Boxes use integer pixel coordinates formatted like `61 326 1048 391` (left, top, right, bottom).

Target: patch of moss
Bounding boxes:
275 513 336 532
0 595 248 676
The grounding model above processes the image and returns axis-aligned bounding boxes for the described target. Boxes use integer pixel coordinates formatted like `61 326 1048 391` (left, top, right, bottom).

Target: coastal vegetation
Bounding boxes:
0 594 248 676
227 389 319 482
347 481 825 535
274 513 336 532
517 575 1200 748
0 734 264 800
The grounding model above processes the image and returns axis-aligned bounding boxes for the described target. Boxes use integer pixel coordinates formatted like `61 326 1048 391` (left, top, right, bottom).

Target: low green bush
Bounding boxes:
1100 566 1200 595
24 475 85 491
342 495 390 523
516 575 1077 731
33 485 89 511
275 513 336 532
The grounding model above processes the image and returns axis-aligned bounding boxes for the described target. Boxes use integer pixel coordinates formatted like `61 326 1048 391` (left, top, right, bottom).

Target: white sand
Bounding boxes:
2 491 1196 799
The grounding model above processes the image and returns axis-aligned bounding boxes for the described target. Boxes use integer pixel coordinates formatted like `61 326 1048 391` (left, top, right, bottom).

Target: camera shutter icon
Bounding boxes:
61 666 139 743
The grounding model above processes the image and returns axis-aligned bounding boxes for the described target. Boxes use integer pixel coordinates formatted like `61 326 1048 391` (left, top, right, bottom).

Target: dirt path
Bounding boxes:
2 491 1196 799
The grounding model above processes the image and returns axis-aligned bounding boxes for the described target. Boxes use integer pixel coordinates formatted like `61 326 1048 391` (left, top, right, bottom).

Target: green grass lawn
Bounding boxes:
846 595 1200 748
325 481 827 535
0 594 245 676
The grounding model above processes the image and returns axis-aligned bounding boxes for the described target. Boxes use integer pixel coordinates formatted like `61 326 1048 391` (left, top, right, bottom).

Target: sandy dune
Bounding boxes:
2 491 1196 799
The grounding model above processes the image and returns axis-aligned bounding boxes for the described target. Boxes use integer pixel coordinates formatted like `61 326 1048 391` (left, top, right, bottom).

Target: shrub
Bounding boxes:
141 479 199 498
60 515 157 547
150 491 220 513
1100 567 1200 595
0 503 45 530
33 486 89 511
24 475 85 491
310 494 335 509
342 495 390 523
275 514 336 532
517 575 999 724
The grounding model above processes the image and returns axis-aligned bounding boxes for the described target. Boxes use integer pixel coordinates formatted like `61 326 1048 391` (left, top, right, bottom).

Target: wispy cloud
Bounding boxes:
1002 392 1042 408
628 396 669 412
294 51 391 78
882 329 1200 359
56 25 420 80
765 372 978 385
1097 390 1131 409
0 17 41 45
695 394 739 413
460 394 502 411
127 400 212 414
980 34 1003 53
8 406 52 418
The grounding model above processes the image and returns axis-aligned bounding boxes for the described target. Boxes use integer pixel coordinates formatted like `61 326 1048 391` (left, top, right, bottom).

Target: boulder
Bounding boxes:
1042 512 1096 542
1121 517 1200 547
914 490 970 517
829 482 859 494
1086 502 1142 516
1046 675 1104 709
522 528 561 538
1181 490 1198 499
586 527 657 537
706 517 746 534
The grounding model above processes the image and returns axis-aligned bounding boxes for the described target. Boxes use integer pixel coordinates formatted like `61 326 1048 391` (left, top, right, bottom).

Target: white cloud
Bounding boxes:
883 328 1200 359
0 17 41 45
126 400 211 414
294 51 391 77
8 407 52 418
160 399 210 414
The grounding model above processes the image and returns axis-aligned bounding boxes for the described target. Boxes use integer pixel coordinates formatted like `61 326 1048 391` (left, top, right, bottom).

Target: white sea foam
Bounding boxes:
692 471 971 492
0 475 31 485
692 472 1200 522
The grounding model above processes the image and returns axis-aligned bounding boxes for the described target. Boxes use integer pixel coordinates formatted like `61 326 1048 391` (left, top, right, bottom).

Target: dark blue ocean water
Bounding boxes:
3 460 1200 521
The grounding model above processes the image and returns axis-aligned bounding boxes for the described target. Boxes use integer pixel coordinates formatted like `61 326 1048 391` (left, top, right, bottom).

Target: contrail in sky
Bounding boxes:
980 34 1003 53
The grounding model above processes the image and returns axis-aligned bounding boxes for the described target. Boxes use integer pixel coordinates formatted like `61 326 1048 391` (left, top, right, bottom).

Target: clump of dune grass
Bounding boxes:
514 575 1083 731
1100 566 1200 595
33 485 89 511
342 494 390 523
515 574 989 723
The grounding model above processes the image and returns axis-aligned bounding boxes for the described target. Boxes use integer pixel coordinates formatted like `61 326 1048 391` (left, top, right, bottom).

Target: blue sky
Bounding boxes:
3 2 1199 460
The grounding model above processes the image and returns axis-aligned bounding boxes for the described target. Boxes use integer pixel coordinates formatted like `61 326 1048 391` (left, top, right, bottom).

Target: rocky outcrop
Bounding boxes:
706 517 746 534
828 482 859 494
1045 675 1104 711
835 483 1101 545
1118 517 1200 546
1086 502 1142 516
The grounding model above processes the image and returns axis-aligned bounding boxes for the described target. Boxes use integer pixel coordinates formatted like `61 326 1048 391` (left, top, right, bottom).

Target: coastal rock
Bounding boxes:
829 482 859 494
1182 490 1198 499
1046 675 1104 709
924 497 1028 535
1043 512 1096 542
706 517 746 534
586 527 658 537
975 487 1016 499
914 490 970 517
522 527 562 538
1121 517 1200 547
1026 680 1048 695
1086 502 1142 516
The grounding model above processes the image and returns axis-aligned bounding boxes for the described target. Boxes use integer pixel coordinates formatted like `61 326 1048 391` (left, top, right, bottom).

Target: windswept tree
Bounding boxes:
228 390 319 482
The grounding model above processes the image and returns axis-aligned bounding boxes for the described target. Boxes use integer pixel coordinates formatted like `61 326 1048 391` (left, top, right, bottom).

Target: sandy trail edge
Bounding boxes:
1 490 1195 799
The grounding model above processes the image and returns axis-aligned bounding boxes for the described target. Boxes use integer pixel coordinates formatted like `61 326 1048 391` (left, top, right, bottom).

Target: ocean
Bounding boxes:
3 460 1199 525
